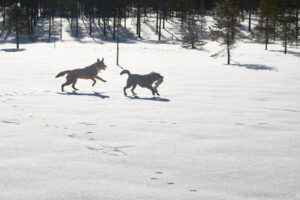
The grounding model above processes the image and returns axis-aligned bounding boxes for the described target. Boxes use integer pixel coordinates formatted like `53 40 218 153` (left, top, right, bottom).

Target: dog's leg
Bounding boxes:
72 79 79 91
124 82 132 96
92 78 97 87
96 76 107 82
131 84 137 96
124 86 131 96
155 90 160 96
61 78 73 92
146 86 156 96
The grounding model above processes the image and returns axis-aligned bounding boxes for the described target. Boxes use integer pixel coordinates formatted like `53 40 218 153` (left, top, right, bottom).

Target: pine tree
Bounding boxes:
278 8 296 54
209 0 242 65
255 0 276 50
199 0 207 36
182 16 205 49
295 1 299 46
248 0 253 32
4 4 28 49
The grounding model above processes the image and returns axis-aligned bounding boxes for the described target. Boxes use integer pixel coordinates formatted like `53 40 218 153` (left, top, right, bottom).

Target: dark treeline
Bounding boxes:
0 0 299 56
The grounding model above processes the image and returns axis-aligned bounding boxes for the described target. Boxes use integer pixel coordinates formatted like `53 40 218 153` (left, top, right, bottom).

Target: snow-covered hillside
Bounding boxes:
0 16 300 200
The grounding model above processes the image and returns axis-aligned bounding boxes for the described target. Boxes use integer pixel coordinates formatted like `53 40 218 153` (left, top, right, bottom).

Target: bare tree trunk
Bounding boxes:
76 17 78 38
117 11 120 66
89 10 92 35
227 43 230 64
49 13 51 40
284 34 287 54
265 18 269 50
159 0 162 40
124 9 127 29
163 13 165 29
103 17 106 36
30 8 34 34
76 1 79 38
296 8 299 46
16 24 19 49
156 9 159 33
2 10 6 25
60 16 63 40
113 9 116 40
136 2 141 38
248 0 252 32
159 9 162 40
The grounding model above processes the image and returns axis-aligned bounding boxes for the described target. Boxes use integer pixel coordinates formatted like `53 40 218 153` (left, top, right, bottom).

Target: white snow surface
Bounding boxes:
0 17 300 200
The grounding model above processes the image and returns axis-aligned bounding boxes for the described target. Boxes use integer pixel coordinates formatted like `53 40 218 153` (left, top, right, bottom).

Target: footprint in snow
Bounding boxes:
79 122 97 126
258 122 268 125
235 123 244 126
2 120 19 125
68 134 77 138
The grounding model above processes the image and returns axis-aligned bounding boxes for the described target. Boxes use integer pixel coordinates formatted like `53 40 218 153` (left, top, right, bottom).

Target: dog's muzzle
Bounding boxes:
154 78 163 89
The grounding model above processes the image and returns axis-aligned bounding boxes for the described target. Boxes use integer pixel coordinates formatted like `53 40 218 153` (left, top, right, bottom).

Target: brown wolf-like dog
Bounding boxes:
56 58 107 92
120 70 164 96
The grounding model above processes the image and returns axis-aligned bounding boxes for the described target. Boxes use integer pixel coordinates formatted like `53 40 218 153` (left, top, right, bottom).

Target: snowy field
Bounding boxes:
0 17 300 200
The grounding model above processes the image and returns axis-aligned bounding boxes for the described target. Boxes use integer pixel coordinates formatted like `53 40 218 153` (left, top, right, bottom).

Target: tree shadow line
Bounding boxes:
230 63 277 71
270 49 300 57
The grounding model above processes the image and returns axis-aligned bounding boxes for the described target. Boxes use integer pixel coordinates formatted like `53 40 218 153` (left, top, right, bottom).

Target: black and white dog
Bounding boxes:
120 70 164 96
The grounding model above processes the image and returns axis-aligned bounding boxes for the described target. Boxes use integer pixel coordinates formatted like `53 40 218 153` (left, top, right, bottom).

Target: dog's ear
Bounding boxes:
97 58 100 63
101 58 104 62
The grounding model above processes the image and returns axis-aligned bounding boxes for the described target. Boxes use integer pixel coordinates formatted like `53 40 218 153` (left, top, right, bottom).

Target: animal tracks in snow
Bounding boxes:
67 130 135 157
79 122 97 126
147 120 181 125
149 171 199 193
150 171 175 186
1 120 20 125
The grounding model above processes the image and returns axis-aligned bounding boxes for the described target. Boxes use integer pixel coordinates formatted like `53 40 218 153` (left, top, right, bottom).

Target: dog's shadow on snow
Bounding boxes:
57 91 110 99
127 95 170 102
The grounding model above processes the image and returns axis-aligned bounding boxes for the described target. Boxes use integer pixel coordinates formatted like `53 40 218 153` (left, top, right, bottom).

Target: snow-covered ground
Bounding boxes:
0 16 300 200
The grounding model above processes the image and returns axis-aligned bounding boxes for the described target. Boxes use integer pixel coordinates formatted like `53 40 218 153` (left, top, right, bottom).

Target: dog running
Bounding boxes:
120 70 164 96
55 58 107 92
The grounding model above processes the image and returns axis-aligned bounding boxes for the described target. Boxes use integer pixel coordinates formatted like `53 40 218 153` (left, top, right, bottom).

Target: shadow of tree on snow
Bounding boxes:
270 49 300 57
230 64 277 71
1 48 26 52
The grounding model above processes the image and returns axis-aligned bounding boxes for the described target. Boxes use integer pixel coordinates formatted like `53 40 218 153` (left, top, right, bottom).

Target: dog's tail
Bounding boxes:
120 70 131 76
55 70 71 78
